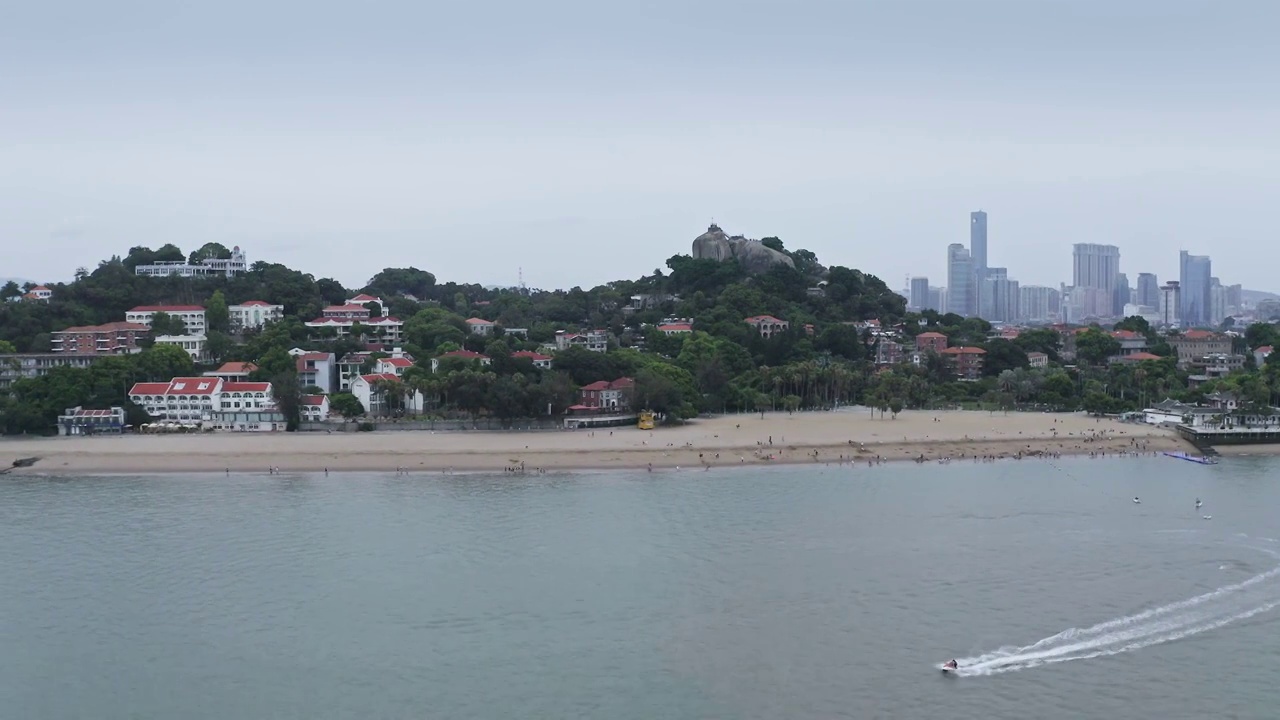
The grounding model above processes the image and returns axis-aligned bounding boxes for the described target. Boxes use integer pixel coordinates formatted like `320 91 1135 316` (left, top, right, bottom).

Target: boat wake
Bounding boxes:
953 564 1280 676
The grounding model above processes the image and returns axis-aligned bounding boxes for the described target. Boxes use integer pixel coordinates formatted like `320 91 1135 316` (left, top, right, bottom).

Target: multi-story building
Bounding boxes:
657 322 693 336
466 318 496 335
1169 330 1231 365
970 211 988 280
204 361 258 381
135 246 248 278
1135 273 1159 308
1158 281 1181 327
295 352 338 394
940 346 986 380
578 377 635 410
1072 243 1121 317
915 331 949 354
1179 251 1212 327
128 377 277 428
50 322 149 354
978 268 1019 323
744 315 789 338
348 373 424 416
300 395 331 422
229 300 283 331
554 330 608 353
1028 352 1049 368
23 285 53 302
0 352 100 389
126 305 207 334
909 277 930 311
1019 285 1060 323
1209 278 1229 325
946 244 974 317
305 303 404 344
57 406 127 435
1113 273 1131 317
154 334 208 363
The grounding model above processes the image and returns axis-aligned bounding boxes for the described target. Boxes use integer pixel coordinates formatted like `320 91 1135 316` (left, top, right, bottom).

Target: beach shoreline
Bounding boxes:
0 410 1204 475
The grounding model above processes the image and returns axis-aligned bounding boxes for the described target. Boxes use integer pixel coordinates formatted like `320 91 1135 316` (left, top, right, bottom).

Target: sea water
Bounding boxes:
2 456 1279 719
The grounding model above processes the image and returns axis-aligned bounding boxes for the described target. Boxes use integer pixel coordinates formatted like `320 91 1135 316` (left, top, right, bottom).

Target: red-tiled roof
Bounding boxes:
658 323 692 332
31 285 51 291
1028 351 1048 358
300 395 327 406
129 305 205 312
1122 352 1164 361
1111 330 1142 339
1182 329 1221 339
359 373 400 383
580 380 610 391
324 304 371 312
212 361 257 374
129 382 170 395
380 357 413 367
54 321 150 334
1258 345 1274 353
465 317 495 325
348 294 381 302
66 408 119 417
167 378 220 395
941 346 986 355
745 315 785 323
916 331 947 338
222 382 271 393
512 350 552 361
233 300 275 307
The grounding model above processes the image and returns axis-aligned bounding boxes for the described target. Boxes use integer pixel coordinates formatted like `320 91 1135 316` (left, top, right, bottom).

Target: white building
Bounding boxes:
300 394 331 422
466 318 496 335
128 377 277 429
229 300 284 330
154 334 209 363
348 373 424 416
745 315 790 338
376 356 415 377
295 352 338 394
23 285 53 302
135 246 248 277
555 330 608 353
512 350 553 369
126 305 207 334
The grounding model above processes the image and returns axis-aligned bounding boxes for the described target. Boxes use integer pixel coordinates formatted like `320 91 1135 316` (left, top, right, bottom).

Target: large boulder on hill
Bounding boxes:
691 224 795 275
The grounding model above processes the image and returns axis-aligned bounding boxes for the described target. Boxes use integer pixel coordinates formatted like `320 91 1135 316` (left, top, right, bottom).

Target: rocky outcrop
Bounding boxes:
691 224 795 274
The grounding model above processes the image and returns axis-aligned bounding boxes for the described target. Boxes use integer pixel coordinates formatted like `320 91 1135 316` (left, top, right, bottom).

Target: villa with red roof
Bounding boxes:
744 315 789 338
376 356 415 377
466 318 496 336
125 305 207 334
300 395 330 423
23 285 52 302
203 361 259 382
575 377 635 411
657 322 692 336
554 329 608 353
1255 345 1274 367
915 331 948 353
229 300 283 330
430 350 491 374
306 303 403 344
512 350 553 369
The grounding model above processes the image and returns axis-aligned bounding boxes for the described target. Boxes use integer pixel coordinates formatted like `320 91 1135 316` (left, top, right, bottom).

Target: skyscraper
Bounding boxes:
1071 243 1121 318
947 243 973 317
1179 251 1212 327
1135 273 1159 308
1019 285 1060 323
1113 273 1131 316
970 210 988 278
1159 281 1181 327
910 277 930 311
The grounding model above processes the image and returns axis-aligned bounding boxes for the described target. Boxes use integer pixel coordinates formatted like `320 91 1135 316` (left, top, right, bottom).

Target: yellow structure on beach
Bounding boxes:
637 411 655 430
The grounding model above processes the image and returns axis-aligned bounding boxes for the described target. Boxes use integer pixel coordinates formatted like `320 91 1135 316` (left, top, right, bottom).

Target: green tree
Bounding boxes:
1075 328 1122 365
206 290 230 333
981 338 1029 377
149 311 187 337
187 242 232 265
329 392 365 419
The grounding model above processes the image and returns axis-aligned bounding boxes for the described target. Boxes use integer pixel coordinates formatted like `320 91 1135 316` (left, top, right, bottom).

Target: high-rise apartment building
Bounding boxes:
1072 243 1121 318
1019 285 1060 323
1158 281 1181 327
1179 251 1212 327
946 244 974 317
1135 273 1159 308
910 277 931 311
970 211 988 279
978 268 1019 323
1114 273 1131 316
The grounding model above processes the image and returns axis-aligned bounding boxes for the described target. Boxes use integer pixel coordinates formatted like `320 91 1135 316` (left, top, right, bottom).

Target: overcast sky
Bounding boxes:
3 1 1277 293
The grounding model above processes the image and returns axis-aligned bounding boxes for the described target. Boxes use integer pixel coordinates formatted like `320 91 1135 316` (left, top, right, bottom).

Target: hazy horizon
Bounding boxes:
4 1 1278 293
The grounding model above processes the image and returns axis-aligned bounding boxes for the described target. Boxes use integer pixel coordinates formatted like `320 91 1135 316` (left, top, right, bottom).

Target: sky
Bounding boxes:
3 0 1278 293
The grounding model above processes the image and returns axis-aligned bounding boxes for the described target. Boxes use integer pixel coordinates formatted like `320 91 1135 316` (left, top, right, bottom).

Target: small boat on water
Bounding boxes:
1163 451 1218 465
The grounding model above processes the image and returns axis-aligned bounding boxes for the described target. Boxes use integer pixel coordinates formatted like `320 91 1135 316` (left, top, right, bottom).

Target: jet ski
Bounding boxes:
1133 497 1141 504
941 660 959 673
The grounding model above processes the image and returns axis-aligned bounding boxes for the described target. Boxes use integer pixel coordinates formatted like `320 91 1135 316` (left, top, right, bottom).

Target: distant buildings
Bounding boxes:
1018 285 1060 323
970 211 988 280
946 244 974 317
135 246 248 278
466 318 496 336
554 330 608 353
50 322 149 354
915 331 948 354
1179 251 1212 327
1158 281 1181 327
657 322 693 336
0 352 100 389
1169 330 1231 366
23 285 52 302
940 346 986 380
1071 243 1121 319
909 277 931 311
1136 273 1159 308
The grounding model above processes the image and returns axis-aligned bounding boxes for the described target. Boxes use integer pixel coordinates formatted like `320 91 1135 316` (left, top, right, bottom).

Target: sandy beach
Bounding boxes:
0 410 1200 475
